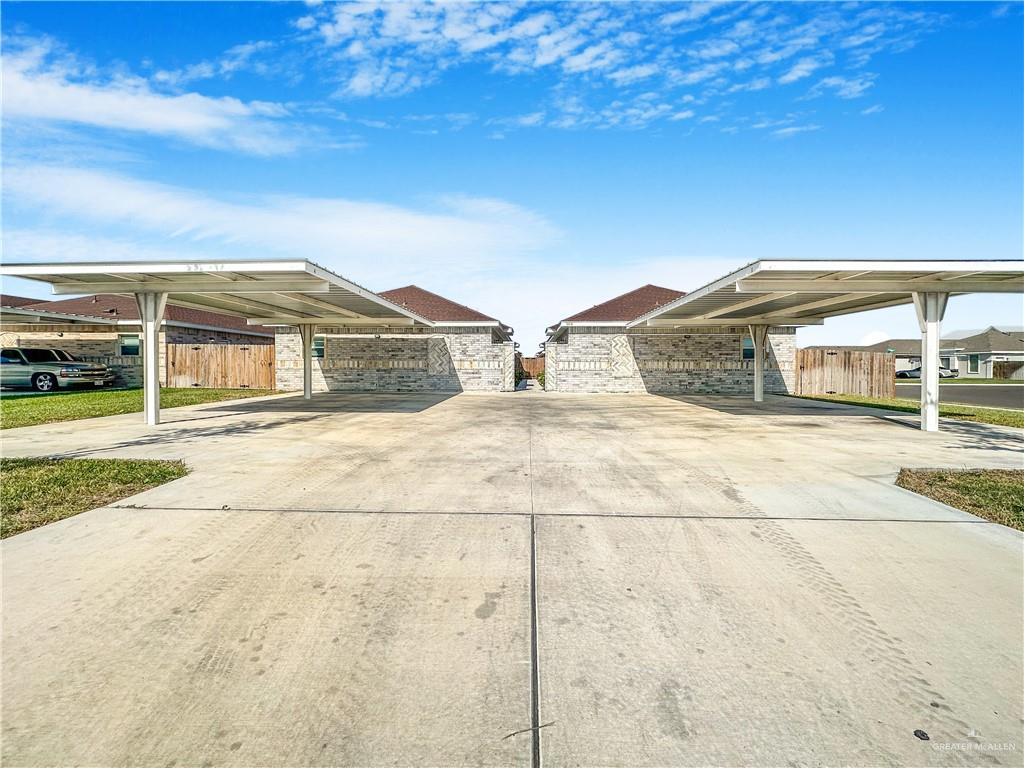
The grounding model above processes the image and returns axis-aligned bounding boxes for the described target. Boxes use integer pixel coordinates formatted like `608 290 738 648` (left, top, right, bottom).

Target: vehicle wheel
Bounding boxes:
33 373 56 392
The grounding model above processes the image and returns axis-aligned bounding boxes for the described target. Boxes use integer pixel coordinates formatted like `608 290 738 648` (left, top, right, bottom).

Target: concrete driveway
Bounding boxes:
2 392 1022 767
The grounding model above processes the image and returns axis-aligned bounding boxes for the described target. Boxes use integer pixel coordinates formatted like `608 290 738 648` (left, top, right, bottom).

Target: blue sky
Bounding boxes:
2 1 1021 352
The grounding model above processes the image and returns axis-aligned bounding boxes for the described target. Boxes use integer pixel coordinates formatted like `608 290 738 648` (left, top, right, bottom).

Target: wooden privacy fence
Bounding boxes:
166 343 275 389
994 361 1024 380
520 356 545 379
795 349 895 398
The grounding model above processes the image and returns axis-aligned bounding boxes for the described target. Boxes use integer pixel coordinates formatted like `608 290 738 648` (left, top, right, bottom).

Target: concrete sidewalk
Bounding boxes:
2 392 1021 766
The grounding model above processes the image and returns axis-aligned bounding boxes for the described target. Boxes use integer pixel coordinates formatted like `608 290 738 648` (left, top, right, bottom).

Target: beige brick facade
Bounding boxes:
545 326 796 394
275 326 515 393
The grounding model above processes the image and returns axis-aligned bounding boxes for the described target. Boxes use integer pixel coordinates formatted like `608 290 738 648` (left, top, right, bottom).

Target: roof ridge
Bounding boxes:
561 284 685 323
378 285 499 323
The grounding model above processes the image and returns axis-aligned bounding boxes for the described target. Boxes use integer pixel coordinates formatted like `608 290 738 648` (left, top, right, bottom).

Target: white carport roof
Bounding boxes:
0 260 433 327
0 305 119 325
629 260 1024 328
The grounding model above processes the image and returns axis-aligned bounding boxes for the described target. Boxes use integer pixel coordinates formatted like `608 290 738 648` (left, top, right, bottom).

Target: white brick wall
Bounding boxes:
545 326 796 394
275 326 514 393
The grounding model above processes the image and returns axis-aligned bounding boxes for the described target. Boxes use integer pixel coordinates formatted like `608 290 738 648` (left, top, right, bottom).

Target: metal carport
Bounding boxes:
628 260 1024 431
0 260 432 425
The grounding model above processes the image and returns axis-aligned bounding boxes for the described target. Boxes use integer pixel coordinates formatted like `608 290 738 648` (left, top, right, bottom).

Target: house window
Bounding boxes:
119 334 141 356
312 335 326 359
741 337 755 360
940 357 951 369
968 354 980 374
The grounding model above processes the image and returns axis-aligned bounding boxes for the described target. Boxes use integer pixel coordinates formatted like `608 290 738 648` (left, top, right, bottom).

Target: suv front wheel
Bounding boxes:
33 373 57 392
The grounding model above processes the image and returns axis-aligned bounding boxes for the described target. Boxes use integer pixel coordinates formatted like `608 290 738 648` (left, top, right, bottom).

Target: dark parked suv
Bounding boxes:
0 348 117 392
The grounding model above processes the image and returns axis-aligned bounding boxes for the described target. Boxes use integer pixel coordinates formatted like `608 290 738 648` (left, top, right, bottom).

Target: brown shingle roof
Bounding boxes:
22 295 273 337
378 285 497 323
562 284 685 323
950 327 1024 353
0 295 44 308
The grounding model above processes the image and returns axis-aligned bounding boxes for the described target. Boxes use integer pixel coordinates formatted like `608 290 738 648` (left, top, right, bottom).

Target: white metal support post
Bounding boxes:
912 291 949 432
298 324 316 399
748 324 769 403
135 292 168 426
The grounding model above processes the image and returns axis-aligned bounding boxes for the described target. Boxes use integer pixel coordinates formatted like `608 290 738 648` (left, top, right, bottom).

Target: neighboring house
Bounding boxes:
543 285 796 394
807 325 1024 378
274 285 515 393
0 294 274 388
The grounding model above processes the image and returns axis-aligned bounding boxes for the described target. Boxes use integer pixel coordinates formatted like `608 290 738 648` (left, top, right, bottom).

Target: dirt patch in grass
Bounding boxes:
0 387 277 430
0 458 188 538
896 468 1024 531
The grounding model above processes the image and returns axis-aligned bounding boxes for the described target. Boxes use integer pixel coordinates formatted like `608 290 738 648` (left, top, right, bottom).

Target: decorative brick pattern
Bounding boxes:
546 326 796 394
274 326 514 393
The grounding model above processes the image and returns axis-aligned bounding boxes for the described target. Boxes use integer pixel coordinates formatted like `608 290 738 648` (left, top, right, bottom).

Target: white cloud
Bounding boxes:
2 36 299 155
296 1 940 133
842 23 886 49
3 165 560 272
152 41 275 86
772 124 821 138
809 74 876 99
660 4 722 27
728 76 771 92
778 54 832 84
860 104 884 115
670 110 696 121
858 330 891 346
608 63 660 85
690 38 740 60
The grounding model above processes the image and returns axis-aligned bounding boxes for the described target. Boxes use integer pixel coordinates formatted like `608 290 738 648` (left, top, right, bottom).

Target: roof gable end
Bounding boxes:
378 285 498 323
561 284 686 323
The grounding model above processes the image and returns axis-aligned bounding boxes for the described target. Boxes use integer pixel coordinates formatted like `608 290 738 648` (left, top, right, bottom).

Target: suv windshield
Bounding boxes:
54 350 78 362
20 349 61 363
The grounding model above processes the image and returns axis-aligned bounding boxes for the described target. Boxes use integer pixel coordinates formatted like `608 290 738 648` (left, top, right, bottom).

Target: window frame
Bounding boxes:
119 334 141 357
312 335 326 359
967 354 980 374
740 336 755 361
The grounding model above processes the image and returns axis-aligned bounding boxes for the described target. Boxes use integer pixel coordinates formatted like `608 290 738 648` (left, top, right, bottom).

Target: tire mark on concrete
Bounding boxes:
682 463 995 763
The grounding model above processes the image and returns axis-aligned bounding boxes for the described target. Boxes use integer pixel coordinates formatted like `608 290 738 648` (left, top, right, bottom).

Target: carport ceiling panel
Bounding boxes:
631 260 1023 326
0 260 433 325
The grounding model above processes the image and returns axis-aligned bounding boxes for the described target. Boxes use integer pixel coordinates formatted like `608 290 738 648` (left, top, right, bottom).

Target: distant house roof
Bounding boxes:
805 327 1024 356
16 295 273 337
378 285 498 323
561 285 686 323
804 339 918 354
943 325 1024 339
0 295 43 307
948 327 1024 354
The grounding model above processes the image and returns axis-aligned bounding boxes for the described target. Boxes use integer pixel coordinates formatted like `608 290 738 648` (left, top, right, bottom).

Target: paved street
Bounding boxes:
895 383 1024 410
2 392 1022 767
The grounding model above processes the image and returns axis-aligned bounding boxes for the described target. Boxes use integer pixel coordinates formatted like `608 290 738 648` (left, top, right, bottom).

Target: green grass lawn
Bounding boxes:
0 387 276 430
894 378 1019 385
793 394 1024 429
896 469 1024 532
0 458 188 538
